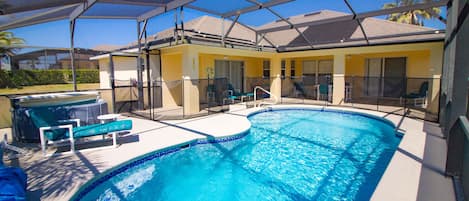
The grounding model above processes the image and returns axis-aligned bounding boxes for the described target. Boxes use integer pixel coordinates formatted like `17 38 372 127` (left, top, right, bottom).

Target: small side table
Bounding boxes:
97 114 121 124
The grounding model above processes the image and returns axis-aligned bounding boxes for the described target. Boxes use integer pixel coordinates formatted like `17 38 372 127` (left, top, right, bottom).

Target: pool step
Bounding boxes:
259 99 276 107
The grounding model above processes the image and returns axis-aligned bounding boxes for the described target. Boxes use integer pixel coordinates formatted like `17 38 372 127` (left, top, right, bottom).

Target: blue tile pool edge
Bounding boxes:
248 106 398 129
70 131 250 201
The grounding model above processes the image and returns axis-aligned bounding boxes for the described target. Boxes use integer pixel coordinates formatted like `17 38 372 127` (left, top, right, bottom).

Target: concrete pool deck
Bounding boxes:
3 105 454 201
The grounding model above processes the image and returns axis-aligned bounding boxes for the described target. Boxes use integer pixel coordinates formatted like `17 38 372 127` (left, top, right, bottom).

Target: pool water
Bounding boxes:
79 109 401 201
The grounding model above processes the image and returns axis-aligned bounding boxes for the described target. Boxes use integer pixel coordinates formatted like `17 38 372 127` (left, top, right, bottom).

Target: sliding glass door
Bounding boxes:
383 58 406 98
215 60 244 92
364 58 382 97
364 57 406 98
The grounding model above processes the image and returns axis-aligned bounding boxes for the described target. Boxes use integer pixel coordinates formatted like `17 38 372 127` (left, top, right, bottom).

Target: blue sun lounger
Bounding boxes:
27 108 132 156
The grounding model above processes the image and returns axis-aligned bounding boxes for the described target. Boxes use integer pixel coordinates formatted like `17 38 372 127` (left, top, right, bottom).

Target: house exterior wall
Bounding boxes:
98 56 159 86
98 59 110 89
98 56 141 89
279 42 443 114
95 42 443 116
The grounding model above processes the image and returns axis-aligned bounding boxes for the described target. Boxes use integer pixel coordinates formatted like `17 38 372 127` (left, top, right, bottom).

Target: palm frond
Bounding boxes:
381 0 444 26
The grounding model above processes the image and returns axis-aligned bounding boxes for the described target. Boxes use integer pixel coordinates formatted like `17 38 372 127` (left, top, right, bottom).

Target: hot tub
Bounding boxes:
10 91 108 142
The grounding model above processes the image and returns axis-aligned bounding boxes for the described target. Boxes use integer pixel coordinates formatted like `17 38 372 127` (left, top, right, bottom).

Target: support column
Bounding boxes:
136 21 144 110
332 54 346 105
182 46 200 115
270 56 282 100
69 20 77 91
109 54 116 113
429 44 443 115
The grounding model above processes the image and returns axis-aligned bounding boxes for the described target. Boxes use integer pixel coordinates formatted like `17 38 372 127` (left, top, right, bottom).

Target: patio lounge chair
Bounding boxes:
27 108 132 156
0 139 27 200
293 82 307 97
400 81 429 107
224 83 254 103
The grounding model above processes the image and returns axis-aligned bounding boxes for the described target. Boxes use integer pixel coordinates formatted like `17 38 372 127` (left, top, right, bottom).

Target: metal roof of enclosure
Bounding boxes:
0 0 449 108
0 0 448 48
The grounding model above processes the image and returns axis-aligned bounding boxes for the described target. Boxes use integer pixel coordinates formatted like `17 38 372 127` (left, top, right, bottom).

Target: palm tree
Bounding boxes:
382 0 445 26
0 31 24 52
0 31 24 70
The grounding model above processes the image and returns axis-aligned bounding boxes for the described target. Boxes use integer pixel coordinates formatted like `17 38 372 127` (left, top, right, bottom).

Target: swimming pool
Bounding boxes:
74 108 401 201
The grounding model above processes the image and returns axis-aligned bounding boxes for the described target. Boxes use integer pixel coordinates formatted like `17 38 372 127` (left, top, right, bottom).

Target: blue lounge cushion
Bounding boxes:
227 83 254 98
48 120 132 140
0 167 27 200
244 92 254 97
37 114 132 140
69 120 132 139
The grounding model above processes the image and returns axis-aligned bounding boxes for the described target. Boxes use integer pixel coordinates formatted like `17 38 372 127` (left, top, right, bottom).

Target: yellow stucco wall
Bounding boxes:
161 53 183 107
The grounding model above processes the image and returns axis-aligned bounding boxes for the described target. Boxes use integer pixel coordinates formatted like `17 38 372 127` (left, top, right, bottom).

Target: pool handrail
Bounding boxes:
253 86 278 107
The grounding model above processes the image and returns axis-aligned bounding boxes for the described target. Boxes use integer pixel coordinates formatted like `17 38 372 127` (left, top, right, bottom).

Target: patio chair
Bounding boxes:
400 81 429 107
293 82 307 97
0 138 27 200
224 83 254 103
27 108 132 156
317 84 331 101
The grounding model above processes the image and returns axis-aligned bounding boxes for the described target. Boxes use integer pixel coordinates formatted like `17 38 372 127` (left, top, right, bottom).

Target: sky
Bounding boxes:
9 0 447 50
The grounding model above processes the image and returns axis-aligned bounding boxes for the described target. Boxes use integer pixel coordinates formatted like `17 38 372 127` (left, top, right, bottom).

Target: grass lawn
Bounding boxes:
0 83 100 95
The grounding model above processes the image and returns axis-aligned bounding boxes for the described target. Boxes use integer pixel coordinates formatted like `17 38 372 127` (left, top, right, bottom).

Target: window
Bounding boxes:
302 60 317 76
263 60 270 78
290 60 296 77
281 60 286 79
318 60 333 84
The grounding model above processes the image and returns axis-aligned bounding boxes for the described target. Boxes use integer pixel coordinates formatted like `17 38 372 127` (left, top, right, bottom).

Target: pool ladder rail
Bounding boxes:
253 86 278 107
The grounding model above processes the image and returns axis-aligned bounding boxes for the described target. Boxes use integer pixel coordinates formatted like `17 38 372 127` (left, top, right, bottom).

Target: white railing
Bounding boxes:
253 86 278 107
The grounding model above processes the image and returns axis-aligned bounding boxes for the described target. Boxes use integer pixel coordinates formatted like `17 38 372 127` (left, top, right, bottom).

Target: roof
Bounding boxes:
11 48 107 60
105 10 444 53
101 15 270 52
261 10 444 51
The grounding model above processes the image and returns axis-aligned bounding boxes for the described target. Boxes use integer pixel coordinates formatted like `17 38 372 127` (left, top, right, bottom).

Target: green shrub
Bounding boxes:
0 70 15 88
0 69 99 88
68 69 100 83
34 70 67 85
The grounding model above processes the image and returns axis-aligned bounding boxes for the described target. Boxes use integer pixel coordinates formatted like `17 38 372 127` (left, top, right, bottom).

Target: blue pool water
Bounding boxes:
77 109 401 201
